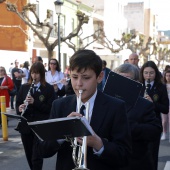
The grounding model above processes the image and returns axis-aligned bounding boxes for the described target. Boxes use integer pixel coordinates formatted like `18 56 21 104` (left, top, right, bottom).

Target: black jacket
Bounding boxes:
16 82 55 121
140 82 169 120
121 97 162 170
38 91 131 170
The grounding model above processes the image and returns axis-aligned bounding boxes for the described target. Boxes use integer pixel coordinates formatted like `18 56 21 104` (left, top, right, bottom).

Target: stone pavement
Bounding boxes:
0 108 170 170
0 108 56 170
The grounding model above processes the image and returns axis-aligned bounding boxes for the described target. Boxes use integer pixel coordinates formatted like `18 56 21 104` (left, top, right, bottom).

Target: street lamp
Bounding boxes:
54 0 64 65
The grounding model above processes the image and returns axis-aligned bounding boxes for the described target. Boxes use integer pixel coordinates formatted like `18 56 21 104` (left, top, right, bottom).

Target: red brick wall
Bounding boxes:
0 0 27 51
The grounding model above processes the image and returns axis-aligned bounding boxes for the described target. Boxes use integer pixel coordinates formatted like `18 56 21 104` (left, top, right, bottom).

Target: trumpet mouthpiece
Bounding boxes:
79 90 83 94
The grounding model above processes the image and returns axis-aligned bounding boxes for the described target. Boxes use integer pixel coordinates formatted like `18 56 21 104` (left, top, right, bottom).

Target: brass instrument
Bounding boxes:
21 80 35 117
66 90 90 170
144 79 150 98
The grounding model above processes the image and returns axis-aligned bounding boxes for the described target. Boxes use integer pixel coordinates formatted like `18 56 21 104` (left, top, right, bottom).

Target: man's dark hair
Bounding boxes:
69 49 102 77
102 60 107 66
37 56 43 62
28 62 46 86
23 61 29 69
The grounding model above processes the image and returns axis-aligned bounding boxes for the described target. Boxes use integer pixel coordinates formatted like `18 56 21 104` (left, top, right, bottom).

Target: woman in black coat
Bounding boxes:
139 61 169 170
16 62 55 170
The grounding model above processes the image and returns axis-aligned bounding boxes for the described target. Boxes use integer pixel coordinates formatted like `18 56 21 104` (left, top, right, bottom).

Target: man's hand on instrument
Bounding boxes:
77 130 103 151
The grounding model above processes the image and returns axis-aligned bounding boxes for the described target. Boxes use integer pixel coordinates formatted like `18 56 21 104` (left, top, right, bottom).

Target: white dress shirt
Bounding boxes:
76 89 104 156
45 70 64 89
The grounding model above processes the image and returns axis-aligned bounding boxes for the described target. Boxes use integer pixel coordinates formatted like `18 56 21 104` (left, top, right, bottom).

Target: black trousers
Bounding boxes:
21 132 43 170
148 133 161 170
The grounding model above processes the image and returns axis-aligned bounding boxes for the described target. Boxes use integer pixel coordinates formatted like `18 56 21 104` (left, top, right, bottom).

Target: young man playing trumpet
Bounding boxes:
16 62 55 170
38 49 131 170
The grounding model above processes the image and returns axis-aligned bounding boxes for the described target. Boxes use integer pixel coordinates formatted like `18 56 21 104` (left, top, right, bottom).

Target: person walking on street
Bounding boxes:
161 70 170 140
0 66 14 126
114 63 162 170
139 61 169 170
11 60 25 109
16 62 55 170
37 49 131 170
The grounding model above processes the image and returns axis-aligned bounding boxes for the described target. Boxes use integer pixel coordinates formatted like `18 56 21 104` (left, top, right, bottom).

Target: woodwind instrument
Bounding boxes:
144 79 150 98
21 80 35 117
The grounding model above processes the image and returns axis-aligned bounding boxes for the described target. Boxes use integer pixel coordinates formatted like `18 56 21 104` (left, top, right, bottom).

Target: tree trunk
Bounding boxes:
47 49 54 61
157 61 160 68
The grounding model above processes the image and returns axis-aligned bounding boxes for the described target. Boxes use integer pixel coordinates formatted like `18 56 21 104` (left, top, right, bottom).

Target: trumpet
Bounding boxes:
144 79 150 98
66 90 90 170
21 80 35 117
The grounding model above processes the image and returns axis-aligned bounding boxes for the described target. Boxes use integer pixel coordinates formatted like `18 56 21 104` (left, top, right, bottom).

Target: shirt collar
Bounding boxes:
34 82 41 88
145 80 154 88
76 89 97 112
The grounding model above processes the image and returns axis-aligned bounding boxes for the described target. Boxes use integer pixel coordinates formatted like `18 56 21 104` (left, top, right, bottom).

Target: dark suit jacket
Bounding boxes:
39 90 131 170
140 82 169 121
121 97 162 170
98 67 111 91
16 83 55 121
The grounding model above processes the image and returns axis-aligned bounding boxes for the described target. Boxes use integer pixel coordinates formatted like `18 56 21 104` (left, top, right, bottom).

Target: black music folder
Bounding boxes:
3 113 27 121
28 117 93 141
103 71 142 111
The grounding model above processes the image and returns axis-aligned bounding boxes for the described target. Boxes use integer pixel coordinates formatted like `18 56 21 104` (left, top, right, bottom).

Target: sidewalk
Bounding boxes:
159 139 170 170
0 108 170 170
0 108 56 170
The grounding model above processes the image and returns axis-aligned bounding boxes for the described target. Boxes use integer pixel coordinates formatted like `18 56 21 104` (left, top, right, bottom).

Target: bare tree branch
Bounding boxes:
3 2 90 59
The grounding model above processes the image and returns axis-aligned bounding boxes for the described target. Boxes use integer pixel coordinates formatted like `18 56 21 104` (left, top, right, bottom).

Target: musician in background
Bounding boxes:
38 49 131 170
45 58 65 99
139 61 169 170
97 60 111 91
114 63 162 170
16 62 55 170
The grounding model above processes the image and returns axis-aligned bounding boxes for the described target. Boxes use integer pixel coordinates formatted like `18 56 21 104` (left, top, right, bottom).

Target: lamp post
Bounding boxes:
54 0 64 65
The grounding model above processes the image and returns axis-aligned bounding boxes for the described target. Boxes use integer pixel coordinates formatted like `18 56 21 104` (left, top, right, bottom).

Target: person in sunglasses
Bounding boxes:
45 58 65 99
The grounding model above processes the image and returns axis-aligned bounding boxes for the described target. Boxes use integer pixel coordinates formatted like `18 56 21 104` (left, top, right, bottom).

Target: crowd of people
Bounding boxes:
0 50 170 170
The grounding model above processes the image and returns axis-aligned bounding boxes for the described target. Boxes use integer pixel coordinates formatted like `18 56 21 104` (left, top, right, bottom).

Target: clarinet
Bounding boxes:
21 80 35 117
144 79 150 98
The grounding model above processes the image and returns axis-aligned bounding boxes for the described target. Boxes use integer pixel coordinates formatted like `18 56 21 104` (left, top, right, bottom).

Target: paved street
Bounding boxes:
0 109 170 170
0 109 57 170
